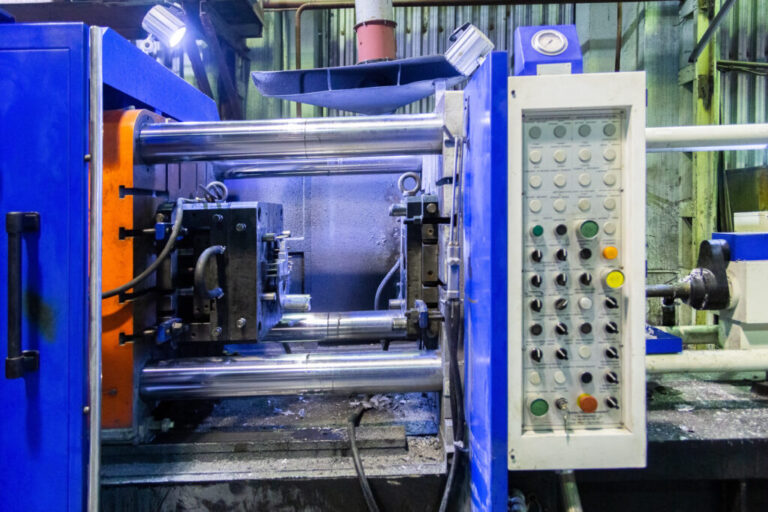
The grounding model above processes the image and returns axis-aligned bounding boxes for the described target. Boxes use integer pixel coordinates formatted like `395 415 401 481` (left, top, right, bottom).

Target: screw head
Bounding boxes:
426 203 438 214
211 326 223 337
212 214 224 223
236 222 246 231
236 317 247 328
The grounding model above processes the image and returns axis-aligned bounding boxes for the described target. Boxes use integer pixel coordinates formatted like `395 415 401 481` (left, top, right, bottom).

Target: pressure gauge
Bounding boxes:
531 29 568 56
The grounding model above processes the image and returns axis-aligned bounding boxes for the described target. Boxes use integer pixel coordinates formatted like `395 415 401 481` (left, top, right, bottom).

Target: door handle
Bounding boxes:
5 212 40 379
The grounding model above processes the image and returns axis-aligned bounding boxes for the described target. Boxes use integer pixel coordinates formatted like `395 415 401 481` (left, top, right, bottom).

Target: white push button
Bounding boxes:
529 199 542 213
554 149 567 163
553 174 567 187
578 346 592 359
603 173 617 186
603 221 617 235
554 371 566 384
529 372 542 385
529 150 543 164
578 198 591 211
578 148 592 162
578 296 593 310
553 199 567 212
578 173 591 186
529 175 543 188
604 197 617 210
603 148 617 161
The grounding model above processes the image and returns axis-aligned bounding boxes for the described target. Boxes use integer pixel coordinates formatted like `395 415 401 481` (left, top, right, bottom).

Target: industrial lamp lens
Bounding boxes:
142 5 187 48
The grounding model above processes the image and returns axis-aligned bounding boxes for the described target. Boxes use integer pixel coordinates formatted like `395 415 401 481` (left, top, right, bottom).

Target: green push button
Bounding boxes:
530 398 549 417
579 220 599 239
531 225 544 237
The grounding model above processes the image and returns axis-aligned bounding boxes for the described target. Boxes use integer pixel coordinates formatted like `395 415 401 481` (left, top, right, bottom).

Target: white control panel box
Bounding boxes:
507 72 646 470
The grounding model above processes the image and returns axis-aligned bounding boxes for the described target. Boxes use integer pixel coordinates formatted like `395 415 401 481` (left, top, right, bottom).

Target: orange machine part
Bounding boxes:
101 109 159 428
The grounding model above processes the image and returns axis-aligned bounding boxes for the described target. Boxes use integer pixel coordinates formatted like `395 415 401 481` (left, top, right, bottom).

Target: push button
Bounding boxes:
577 393 598 413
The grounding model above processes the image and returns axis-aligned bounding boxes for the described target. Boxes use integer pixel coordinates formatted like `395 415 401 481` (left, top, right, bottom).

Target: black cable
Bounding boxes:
102 198 189 299
348 404 380 512
438 446 460 512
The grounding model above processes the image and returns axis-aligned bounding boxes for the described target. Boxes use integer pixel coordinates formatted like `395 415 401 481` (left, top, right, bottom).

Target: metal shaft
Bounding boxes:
213 155 422 179
140 350 442 399
138 114 444 163
264 310 409 343
645 124 768 152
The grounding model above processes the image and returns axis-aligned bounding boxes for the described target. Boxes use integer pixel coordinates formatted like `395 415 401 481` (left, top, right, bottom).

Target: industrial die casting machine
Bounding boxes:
3 21 768 512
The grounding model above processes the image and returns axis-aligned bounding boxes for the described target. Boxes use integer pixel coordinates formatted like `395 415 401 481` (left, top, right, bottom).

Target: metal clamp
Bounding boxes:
194 245 226 300
5 212 40 379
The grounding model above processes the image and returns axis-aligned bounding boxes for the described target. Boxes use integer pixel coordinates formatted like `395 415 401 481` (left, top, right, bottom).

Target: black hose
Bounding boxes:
438 446 460 512
348 404 380 512
102 198 189 299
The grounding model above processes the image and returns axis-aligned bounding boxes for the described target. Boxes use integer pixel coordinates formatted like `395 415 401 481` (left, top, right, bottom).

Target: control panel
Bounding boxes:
507 72 646 470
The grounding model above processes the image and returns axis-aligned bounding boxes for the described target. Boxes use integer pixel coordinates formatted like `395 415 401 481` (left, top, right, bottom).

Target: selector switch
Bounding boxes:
556 249 568 261
605 346 620 359
531 249 543 262
605 296 619 309
554 298 568 310
530 299 543 312
606 397 620 409
555 322 568 335
530 274 543 288
605 371 619 384
555 348 569 360
530 348 544 362
555 273 568 286
605 321 619 334
579 272 593 286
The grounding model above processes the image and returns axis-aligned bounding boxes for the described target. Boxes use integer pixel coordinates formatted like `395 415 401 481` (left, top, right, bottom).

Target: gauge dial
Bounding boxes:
531 29 568 56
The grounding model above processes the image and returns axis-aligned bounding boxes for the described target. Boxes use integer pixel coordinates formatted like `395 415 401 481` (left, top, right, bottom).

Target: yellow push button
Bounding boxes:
602 246 618 260
605 270 625 289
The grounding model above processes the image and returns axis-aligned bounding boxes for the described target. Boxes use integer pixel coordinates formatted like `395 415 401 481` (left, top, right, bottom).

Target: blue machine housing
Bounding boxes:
712 232 768 261
513 25 583 76
463 51 509 512
0 23 217 510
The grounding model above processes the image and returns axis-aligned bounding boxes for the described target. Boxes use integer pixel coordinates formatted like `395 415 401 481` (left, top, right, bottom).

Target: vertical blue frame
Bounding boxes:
463 51 509 512
0 23 90 510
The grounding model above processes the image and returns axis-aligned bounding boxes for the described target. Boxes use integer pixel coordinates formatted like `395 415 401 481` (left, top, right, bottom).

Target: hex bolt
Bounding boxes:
236 222 246 232
426 203 438 214
211 326 222 337
236 317 247 329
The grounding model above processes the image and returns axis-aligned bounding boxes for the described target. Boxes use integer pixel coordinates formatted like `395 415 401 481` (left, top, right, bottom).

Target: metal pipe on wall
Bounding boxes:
264 310 409 343
645 124 768 153
213 155 422 179
139 350 443 399
137 114 444 162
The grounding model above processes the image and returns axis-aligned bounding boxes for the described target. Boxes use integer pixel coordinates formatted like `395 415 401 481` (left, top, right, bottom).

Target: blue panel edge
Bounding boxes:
463 51 509 512
712 232 768 261
645 326 683 354
101 28 219 121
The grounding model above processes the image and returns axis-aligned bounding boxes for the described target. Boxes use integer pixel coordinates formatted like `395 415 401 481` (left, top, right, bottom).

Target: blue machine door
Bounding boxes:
0 24 89 510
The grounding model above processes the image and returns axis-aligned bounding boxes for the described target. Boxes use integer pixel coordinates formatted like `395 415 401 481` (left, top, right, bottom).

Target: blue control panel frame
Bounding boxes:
0 23 218 510
463 51 509 512
513 25 583 76
712 232 768 261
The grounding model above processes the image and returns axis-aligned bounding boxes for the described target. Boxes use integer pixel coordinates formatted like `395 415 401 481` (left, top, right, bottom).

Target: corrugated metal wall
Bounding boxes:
720 0 768 170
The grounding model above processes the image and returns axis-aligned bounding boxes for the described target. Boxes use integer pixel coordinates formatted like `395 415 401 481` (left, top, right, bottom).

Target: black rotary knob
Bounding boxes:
556 248 568 261
555 322 568 335
530 324 543 336
554 298 568 310
531 249 543 262
605 396 620 409
555 273 568 286
605 321 619 334
530 348 543 362
580 372 593 384
579 272 593 286
579 322 592 334
555 348 569 360
555 224 568 236
530 299 543 312
605 371 619 384
605 346 619 359
579 248 592 260
530 274 542 287
605 296 619 309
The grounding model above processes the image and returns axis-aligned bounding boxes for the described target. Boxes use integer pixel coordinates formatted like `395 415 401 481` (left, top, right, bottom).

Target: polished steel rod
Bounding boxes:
213 156 423 179
138 114 444 162
646 124 768 152
264 310 409 343
140 350 442 399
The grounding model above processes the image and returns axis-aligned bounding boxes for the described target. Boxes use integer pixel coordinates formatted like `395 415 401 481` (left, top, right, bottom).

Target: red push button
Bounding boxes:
577 393 598 413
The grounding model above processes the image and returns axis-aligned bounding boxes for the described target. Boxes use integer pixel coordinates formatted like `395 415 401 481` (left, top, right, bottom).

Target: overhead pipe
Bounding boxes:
355 0 397 63
139 350 442 399
645 124 768 153
137 114 444 162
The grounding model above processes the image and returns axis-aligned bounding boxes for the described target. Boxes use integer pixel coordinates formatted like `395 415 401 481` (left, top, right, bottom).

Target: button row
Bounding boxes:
528 123 618 140
530 296 619 311
528 148 618 164
529 322 619 336
528 197 617 213
529 394 620 417
529 173 618 189
529 346 620 361
529 271 624 289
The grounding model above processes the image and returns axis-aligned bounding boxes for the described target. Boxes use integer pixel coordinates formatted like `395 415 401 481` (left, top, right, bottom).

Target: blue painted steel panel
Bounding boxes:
645 326 684 354
252 55 466 115
101 28 219 122
513 25 583 76
463 51 509 511
0 23 89 511
712 232 768 261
